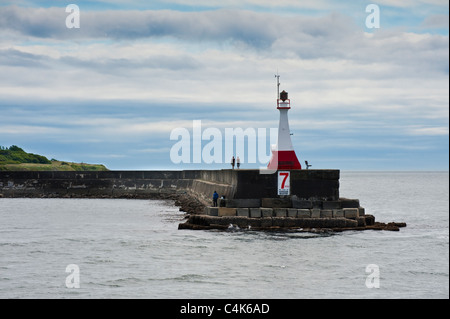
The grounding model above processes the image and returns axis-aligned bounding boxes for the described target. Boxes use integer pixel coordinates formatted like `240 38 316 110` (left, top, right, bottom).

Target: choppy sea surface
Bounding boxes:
0 171 448 299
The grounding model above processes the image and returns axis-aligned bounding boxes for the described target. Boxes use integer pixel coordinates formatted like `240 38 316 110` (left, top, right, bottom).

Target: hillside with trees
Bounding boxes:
0 145 108 171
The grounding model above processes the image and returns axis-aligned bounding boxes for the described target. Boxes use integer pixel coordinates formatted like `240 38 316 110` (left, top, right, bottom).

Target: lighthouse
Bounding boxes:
267 77 302 170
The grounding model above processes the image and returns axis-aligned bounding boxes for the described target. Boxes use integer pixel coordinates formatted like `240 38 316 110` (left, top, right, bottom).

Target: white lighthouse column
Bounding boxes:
277 108 294 151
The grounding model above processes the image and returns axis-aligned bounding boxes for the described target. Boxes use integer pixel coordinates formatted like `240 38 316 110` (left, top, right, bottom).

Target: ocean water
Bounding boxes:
0 172 448 299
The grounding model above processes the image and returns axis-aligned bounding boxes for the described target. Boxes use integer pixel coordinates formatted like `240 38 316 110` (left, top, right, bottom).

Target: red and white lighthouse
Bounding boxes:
267 77 302 170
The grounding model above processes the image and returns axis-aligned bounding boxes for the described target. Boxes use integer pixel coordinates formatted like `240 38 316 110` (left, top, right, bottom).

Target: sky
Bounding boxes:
0 0 448 171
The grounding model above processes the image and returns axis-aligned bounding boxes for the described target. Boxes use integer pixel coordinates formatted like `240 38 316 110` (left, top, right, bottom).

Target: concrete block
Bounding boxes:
320 210 333 218
311 209 321 218
322 201 341 209
340 198 360 208
292 199 312 209
261 208 274 217
343 208 359 219
206 207 219 216
236 208 249 217
274 208 287 217
249 208 261 218
297 209 311 218
226 198 261 208
287 208 298 217
333 209 344 218
358 207 366 216
312 201 323 209
218 207 237 217
262 198 292 208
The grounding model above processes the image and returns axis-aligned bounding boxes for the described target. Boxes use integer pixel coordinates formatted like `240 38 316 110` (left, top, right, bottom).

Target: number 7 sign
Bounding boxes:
278 171 290 195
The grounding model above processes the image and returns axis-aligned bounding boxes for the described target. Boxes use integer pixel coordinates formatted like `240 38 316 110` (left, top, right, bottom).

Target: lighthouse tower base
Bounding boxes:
267 150 302 170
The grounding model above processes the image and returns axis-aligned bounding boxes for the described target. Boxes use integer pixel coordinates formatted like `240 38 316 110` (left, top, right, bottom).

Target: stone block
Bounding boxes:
364 214 375 226
260 217 273 228
218 207 237 217
272 217 285 227
322 201 341 209
357 217 366 227
261 208 274 217
271 217 296 228
292 199 312 209
340 198 360 208
343 208 359 219
287 208 298 217
246 218 261 228
274 208 287 217
358 207 366 216
226 198 261 208
297 209 311 218
311 208 321 218
333 209 344 218
232 216 251 228
249 208 261 218
320 210 333 218
262 198 292 208
236 208 249 217
283 217 297 227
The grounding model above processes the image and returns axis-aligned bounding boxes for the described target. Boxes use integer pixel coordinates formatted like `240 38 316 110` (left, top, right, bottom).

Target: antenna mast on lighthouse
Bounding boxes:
275 72 280 100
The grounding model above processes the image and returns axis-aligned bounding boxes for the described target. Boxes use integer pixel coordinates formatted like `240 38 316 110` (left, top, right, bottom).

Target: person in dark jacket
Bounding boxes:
213 191 219 207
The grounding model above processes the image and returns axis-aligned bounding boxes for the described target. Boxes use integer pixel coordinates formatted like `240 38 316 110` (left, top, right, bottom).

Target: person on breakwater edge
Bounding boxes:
212 191 219 207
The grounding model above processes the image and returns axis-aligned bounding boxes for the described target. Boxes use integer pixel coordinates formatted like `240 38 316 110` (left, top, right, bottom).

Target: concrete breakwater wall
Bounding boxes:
0 169 339 204
0 170 195 197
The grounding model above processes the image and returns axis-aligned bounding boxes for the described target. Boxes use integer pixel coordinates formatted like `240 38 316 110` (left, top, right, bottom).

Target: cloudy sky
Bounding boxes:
0 0 448 170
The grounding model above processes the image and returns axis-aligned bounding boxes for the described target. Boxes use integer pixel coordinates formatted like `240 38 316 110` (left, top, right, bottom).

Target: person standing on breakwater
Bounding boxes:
236 156 240 169
213 191 219 207
231 156 235 169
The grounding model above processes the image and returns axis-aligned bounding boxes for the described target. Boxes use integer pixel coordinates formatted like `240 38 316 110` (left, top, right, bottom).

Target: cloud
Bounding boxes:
0 6 276 46
2 6 447 68
421 14 450 29
407 126 449 136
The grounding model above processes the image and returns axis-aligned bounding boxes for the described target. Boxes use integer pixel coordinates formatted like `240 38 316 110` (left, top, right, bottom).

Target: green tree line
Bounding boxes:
0 145 52 165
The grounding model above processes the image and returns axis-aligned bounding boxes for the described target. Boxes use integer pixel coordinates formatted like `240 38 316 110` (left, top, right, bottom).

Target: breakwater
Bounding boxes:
0 169 405 231
0 169 339 203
